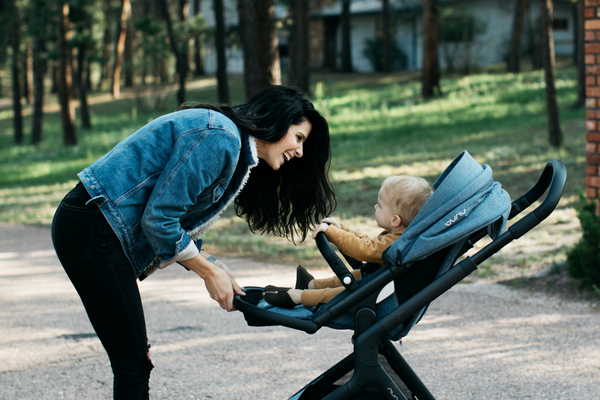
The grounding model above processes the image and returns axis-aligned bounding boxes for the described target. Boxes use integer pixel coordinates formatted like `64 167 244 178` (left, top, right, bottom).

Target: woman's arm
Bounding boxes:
141 127 240 269
179 252 245 312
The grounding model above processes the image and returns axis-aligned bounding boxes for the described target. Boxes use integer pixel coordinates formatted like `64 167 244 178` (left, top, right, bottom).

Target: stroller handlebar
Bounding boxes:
507 159 567 239
315 231 359 292
470 159 567 266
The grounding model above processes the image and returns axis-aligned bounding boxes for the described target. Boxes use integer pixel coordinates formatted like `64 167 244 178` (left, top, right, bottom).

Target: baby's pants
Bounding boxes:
300 269 363 306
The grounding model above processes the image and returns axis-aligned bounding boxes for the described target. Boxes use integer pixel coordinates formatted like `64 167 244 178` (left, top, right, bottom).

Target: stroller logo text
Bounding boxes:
387 388 399 400
445 209 466 227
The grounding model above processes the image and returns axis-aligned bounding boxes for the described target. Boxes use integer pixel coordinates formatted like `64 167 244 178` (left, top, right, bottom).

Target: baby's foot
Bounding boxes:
263 286 298 308
295 265 314 290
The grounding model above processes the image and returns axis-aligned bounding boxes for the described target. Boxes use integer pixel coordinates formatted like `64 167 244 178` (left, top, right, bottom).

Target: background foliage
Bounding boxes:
0 61 587 281
567 194 600 290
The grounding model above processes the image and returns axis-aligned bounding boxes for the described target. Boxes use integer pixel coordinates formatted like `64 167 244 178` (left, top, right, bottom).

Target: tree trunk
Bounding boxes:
9 0 23 145
58 1 77 146
238 0 257 98
288 0 310 94
541 0 563 148
157 0 187 106
98 0 113 91
214 0 229 103
98 25 111 90
192 0 205 76
70 48 80 100
179 0 191 76
422 0 441 99
194 38 205 76
124 22 133 88
508 0 529 73
238 0 280 99
31 0 48 146
323 18 338 70
340 0 352 72
529 3 543 70
575 0 585 108
23 43 33 104
77 44 92 129
86 59 92 91
112 0 130 98
382 0 392 73
51 62 58 94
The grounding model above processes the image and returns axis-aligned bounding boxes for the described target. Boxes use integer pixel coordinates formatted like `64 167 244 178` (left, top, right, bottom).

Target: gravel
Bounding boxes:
1 223 599 399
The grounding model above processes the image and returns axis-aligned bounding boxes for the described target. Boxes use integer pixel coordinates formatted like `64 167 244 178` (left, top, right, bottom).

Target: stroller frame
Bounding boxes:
234 159 567 400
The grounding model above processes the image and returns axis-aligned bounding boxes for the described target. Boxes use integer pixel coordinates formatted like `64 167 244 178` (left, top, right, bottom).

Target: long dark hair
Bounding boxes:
179 85 337 242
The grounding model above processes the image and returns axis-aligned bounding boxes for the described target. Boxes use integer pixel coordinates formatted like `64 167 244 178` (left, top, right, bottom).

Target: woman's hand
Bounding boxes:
203 265 244 311
180 255 244 312
214 260 244 295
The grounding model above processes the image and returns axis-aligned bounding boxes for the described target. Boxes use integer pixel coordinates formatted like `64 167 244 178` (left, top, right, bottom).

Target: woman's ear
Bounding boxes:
391 215 402 228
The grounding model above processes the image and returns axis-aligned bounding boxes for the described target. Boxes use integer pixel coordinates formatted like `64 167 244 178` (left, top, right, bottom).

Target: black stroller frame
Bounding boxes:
234 159 567 400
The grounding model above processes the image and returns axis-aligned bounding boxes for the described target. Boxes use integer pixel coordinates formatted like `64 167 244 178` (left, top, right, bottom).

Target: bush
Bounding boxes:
363 36 408 72
567 194 600 288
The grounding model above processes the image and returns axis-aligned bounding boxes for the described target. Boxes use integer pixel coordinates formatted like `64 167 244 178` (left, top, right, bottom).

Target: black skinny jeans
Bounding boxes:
51 182 153 399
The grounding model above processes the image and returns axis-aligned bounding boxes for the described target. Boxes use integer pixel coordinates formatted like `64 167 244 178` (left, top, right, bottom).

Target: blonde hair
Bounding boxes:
381 175 434 228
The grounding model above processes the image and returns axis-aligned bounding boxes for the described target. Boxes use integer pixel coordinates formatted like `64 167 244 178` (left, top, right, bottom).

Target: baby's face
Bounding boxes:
374 187 397 231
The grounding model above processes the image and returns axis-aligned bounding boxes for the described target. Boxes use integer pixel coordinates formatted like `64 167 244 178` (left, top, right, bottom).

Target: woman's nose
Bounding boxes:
295 143 304 157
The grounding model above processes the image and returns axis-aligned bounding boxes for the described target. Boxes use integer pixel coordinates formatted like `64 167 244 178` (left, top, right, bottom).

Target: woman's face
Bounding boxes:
256 119 312 171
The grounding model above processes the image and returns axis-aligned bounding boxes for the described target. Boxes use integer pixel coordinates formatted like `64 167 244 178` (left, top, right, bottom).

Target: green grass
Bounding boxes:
0 64 586 270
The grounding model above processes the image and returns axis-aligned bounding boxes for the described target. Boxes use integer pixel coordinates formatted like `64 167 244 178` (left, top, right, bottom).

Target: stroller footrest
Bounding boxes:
234 287 320 333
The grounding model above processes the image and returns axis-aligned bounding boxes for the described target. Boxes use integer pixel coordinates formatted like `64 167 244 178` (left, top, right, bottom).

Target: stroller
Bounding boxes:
234 151 567 400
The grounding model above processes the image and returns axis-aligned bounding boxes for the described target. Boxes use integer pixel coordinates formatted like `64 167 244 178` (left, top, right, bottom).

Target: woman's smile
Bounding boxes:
257 119 312 170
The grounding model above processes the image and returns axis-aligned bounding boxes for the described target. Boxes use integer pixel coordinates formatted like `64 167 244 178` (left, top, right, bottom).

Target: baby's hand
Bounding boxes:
321 217 341 229
312 222 330 239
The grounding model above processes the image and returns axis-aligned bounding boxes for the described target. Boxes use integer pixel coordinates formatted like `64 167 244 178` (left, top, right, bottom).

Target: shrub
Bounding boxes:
567 194 600 288
363 36 408 72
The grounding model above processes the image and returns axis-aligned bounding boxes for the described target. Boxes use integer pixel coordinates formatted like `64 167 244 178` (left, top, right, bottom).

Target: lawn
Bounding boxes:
0 62 587 284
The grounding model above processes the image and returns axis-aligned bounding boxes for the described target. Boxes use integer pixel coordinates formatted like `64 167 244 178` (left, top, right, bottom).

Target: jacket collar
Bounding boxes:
244 133 259 169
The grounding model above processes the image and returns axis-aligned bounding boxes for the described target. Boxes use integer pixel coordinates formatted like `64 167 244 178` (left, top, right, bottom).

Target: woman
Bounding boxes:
51 85 336 399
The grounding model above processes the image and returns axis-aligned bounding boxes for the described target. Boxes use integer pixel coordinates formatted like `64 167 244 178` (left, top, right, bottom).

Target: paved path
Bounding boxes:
1 223 599 399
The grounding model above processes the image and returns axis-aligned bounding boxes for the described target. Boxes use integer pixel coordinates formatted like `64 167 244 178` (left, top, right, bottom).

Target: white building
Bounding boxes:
197 0 577 74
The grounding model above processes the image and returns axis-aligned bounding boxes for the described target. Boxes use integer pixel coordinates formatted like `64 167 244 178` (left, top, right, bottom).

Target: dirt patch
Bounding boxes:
499 264 600 306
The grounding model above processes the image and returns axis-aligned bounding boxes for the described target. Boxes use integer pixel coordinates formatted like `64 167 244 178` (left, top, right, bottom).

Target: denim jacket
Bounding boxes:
78 109 259 279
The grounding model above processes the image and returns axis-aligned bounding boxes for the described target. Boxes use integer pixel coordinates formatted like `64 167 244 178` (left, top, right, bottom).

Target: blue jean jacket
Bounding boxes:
78 109 259 279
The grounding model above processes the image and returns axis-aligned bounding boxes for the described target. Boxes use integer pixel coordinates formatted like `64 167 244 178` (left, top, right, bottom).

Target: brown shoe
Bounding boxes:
295 265 314 290
263 286 297 308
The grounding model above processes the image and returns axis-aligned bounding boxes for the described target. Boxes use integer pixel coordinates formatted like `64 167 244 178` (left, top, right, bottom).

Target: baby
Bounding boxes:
263 175 434 308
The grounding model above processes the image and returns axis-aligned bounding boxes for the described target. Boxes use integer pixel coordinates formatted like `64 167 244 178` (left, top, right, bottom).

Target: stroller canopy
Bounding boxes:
383 150 512 269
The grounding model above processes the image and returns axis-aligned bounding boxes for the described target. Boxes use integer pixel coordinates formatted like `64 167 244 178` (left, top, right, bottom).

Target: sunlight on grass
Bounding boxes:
0 181 78 225
0 66 587 278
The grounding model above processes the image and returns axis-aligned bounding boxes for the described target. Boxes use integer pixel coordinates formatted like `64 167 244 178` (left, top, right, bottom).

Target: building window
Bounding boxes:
552 19 568 30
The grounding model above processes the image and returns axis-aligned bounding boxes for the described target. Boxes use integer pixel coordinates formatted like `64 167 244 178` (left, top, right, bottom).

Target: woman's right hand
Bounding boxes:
203 265 244 312
180 255 244 312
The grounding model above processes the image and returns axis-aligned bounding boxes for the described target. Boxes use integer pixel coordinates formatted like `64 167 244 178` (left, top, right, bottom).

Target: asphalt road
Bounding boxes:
1 222 599 399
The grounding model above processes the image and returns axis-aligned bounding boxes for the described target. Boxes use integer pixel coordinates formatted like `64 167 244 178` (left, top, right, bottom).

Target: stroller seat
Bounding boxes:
234 151 567 400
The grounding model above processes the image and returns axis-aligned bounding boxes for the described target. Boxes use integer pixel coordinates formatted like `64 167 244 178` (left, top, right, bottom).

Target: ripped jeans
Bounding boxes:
51 182 153 399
